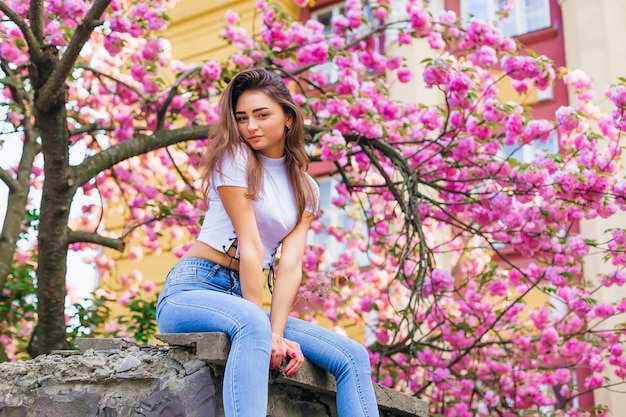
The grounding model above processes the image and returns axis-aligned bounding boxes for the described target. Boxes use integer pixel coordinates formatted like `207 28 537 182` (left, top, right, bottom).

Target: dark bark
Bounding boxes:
0 139 37 290
26 43 73 356
0 59 40 291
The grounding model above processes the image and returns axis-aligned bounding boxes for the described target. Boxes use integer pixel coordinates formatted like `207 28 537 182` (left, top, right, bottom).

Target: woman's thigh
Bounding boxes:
157 289 270 335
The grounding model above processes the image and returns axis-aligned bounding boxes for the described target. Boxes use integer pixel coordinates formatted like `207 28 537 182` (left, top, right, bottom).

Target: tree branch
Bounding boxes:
77 63 146 101
36 0 112 112
69 123 115 137
70 125 211 188
67 230 125 252
28 0 45 43
156 66 201 131
0 58 29 106
165 146 196 190
0 55 41 195
0 1 42 61
0 167 19 194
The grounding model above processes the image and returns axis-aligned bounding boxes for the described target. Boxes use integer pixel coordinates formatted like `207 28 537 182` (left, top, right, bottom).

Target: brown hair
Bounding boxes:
201 67 316 224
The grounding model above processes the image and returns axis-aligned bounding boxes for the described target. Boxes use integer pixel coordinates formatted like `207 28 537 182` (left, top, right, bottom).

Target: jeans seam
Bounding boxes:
287 326 372 417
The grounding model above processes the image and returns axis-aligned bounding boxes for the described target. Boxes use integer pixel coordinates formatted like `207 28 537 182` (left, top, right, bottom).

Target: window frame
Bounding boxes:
307 175 371 269
460 0 551 38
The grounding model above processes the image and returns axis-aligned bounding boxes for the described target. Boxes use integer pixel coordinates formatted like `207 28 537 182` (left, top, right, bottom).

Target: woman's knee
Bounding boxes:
342 338 372 369
232 307 271 341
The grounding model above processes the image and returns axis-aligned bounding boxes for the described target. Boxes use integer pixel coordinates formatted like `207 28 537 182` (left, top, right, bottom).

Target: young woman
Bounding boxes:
156 67 380 417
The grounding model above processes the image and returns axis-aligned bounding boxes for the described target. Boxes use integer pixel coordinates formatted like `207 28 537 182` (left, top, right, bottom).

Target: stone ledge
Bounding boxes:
152 332 428 417
74 337 136 352
2 339 429 417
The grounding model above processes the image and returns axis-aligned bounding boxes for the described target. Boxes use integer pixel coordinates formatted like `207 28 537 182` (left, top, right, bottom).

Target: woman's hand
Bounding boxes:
271 333 305 376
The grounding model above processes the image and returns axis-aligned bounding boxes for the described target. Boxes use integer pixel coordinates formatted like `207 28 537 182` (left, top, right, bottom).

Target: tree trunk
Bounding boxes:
0 106 40 291
0 180 31 288
26 47 73 357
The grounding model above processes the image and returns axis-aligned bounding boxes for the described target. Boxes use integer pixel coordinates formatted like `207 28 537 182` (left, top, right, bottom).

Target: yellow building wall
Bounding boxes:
166 0 301 63
561 1 626 414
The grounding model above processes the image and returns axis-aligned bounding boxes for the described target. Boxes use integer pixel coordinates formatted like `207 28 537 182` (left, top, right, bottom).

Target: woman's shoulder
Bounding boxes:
218 143 250 169
303 173 320 214
304 172 320 193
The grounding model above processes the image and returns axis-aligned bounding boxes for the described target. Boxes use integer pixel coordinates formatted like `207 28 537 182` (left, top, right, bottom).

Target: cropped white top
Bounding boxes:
196 145 319 270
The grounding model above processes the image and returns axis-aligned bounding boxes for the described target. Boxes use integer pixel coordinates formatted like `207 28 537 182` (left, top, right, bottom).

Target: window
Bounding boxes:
500 131 558 164
310 1 380 83
312 4 346 33
308 176 370 269
462 0 551 37
310 4 345 84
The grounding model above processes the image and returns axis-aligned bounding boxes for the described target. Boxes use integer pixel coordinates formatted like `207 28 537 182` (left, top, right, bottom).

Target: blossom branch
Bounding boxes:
0 1 42 61
156 66 201 131
77 63 146 101
36 0 112 112
0 168 19 194
70 125 210 188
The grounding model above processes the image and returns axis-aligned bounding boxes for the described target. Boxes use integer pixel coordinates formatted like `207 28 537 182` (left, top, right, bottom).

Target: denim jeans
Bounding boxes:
156 257 380 417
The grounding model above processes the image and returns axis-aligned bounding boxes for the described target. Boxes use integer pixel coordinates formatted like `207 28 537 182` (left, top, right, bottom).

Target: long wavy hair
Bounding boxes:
201 67 317 224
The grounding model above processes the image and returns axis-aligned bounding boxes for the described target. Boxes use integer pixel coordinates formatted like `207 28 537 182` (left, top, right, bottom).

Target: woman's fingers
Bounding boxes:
284 351 304 376
282 338 304 376
270 333 286 368
269 335 306 375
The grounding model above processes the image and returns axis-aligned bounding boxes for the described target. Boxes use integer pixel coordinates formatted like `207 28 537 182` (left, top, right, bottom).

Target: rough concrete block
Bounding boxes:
154 333 230 365
1 333 427 417
75 338 133 352
157 332 427 416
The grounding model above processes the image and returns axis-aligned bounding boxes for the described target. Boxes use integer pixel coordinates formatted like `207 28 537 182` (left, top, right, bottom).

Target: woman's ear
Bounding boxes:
285 113 293 131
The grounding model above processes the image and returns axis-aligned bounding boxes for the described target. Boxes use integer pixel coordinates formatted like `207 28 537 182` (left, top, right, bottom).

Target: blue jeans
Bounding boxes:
156 257 380 417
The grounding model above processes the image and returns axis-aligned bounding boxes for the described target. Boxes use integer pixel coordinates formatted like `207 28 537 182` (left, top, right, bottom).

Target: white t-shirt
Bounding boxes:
197 145 319 269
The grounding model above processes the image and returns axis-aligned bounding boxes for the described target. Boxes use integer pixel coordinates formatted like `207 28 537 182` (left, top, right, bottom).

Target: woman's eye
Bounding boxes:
236 117 247 122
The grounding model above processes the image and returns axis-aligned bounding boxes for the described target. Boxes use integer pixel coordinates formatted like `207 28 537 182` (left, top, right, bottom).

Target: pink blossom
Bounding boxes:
556 106 580 131
608 84 626 107
201 61 222 81
296 42 328 65
0 42 23 62
407 4 432 30
501 55 542 80
397 68 412 83
118 292 132 307
565 234 589 257
110 12 131 33
63 0 87 18
511 79 529 94
232 53 253 68
426 32 445 50
584 374 605 390
225 9 239 25
397 31 413 45
423 63 450 87
104 32 124 56
476 45 498 67
141 280 156 293
319 130 347 161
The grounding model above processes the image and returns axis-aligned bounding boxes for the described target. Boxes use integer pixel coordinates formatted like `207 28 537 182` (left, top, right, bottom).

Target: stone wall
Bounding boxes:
0 333 428 417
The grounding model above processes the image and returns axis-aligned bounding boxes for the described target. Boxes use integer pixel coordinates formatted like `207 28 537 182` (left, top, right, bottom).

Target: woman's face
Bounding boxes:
235 89 292 159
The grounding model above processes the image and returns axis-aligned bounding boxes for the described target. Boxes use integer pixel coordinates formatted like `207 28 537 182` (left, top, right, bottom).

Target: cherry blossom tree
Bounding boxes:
1 0 626 415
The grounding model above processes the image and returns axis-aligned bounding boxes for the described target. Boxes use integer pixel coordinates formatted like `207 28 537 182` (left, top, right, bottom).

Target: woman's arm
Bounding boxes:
218 186 265 308
269 211 315 336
